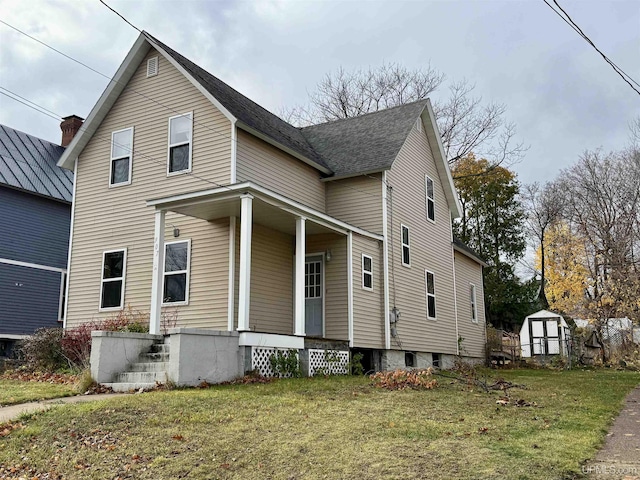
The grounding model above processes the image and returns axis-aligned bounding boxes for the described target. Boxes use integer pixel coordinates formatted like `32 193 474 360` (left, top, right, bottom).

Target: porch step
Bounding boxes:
102 339 170 392
128 361 168 372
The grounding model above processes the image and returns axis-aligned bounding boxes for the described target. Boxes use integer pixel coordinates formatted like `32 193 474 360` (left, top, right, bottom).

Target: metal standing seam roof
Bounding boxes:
0 124 72 203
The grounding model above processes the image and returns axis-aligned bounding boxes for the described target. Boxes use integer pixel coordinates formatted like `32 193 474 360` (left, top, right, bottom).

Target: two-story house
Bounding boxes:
57 32 486 389
0 120 79 356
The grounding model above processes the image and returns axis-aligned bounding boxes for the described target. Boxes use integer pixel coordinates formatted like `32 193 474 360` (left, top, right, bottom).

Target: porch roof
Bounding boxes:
146 181 383 240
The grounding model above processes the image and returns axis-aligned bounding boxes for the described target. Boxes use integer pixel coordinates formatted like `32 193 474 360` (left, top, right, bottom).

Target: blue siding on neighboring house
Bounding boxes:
0 186 70 269
0 262 62 334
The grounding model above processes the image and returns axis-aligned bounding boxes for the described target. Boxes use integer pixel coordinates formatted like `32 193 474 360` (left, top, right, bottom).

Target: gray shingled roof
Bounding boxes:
144 32 329 171
0 124 72 203
301 100 428 177
453 237 487 266
144 32 428 178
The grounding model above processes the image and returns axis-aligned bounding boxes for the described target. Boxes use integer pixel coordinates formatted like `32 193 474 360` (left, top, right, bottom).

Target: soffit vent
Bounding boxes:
147 56 159 78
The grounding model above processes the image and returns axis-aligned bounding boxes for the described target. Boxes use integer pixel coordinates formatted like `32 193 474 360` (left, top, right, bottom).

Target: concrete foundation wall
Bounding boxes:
381 350 459 370
90 331 163 383
167 328 242 386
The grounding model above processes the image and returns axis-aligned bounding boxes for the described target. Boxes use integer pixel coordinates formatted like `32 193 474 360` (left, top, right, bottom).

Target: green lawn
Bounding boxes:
0 379 75 407
0 369 637 479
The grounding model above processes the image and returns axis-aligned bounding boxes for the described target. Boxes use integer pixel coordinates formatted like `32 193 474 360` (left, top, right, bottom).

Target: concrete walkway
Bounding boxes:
587 385 640 480
0 393 128 424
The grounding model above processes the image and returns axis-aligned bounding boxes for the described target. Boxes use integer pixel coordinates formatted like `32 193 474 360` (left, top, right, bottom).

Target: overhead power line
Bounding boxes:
542 0 640 96
98 0 142 32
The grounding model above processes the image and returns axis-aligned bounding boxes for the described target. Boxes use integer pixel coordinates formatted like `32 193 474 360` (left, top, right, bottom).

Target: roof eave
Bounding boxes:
57 33 151 171
236 122 332 175
452 243 488 267
320 168 386 182
422 99 462 219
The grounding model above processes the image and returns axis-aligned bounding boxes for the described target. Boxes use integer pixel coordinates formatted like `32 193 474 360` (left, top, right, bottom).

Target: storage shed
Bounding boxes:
520 310 571 358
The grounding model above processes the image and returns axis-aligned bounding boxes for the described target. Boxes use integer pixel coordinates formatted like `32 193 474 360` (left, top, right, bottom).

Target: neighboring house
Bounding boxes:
0 120 79 356
57 32 487 387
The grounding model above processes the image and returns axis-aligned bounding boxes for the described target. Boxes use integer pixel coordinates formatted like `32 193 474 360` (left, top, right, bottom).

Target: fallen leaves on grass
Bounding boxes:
0 370 77 385
370 368 438 390
0 421 24 437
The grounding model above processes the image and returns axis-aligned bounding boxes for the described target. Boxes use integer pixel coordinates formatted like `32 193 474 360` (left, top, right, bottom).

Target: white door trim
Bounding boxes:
305 251 325 338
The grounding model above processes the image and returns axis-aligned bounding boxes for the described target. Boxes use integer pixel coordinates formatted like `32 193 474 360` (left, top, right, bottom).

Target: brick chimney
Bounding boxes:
60 115 84 147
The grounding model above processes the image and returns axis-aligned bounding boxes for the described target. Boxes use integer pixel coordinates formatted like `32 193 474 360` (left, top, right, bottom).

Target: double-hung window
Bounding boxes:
110 128 133 186
425 270 436 319
100 249 126 310
168 113 193 174
425 175 435 222
401 225 410 266
162 240 191 304
362 254 373 291
470 283 478 323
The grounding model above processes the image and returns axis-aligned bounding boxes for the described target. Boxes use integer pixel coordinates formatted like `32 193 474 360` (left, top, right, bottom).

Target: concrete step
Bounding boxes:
140 352 169 362
128 362 168 372
103 382 158 393
114 371 167 384
148 343 170 354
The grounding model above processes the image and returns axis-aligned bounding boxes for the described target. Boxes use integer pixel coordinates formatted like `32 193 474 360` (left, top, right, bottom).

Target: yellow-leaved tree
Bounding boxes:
535 222 588 318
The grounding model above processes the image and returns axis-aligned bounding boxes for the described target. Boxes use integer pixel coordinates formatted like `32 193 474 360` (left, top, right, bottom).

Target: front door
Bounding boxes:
305 255 323 337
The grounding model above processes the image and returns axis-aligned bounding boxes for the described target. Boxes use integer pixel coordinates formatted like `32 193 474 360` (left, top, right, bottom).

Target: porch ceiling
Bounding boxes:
164 195 336 236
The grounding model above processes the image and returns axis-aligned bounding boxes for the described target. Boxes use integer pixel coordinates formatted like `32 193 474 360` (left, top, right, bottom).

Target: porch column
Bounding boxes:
238 194 253 332
150 210 165 335
294 216 306 336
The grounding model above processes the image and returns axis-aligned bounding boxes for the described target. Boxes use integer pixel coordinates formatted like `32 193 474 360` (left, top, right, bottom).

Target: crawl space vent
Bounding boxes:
147 57 159 77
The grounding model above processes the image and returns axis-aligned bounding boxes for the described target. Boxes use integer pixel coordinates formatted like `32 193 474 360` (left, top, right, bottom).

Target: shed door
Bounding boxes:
305 255 323 337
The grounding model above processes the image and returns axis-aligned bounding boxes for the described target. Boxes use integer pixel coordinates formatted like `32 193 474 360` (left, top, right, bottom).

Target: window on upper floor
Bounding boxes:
110 128 133 186
168 113 193 175
362 254 373 291
425 175 435 222
425 270 436 319
100 249 126 310
401 224 410 267
163 239 191 304
470 283 478 323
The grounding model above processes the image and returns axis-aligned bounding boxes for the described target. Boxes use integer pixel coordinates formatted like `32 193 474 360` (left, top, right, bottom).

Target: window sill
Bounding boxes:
99 306 124 313
162 301 189 307
167 168 192 177
109 180 131 188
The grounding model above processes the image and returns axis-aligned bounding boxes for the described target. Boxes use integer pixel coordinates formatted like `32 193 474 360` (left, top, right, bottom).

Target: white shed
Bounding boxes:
520 310 571 358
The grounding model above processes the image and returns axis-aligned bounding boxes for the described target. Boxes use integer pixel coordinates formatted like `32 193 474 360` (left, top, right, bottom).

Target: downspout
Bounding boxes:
382 171 391 350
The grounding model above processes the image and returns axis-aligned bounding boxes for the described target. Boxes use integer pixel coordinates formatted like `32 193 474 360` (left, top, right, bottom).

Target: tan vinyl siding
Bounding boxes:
454 251 486 358
326 174 383 234
236 130 325 212
307 234 348 340
248 224 293 334
352 233 384 349
66 48 232 328
386 122 458 354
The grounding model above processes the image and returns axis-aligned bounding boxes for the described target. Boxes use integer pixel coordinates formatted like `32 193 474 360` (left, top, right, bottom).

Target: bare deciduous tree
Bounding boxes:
522 182 564 308
558 147 640 332
282 63 526 168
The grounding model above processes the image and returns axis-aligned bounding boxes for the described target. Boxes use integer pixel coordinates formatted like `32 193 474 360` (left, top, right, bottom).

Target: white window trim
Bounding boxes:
470 283 478 323
162 238 191 306
425 175 435 223
401 224 411 267
58 272 66 322
167 112 193 176
425 269 436 320
99 248 127 312
109 127 133 187
361 253 373 291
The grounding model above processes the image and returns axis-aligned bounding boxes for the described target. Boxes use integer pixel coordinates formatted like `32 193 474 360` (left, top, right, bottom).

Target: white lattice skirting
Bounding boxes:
308 349 349 376
251 347 301 377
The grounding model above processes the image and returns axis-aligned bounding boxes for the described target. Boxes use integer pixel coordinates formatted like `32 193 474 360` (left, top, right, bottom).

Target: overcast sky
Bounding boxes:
0 0 638 185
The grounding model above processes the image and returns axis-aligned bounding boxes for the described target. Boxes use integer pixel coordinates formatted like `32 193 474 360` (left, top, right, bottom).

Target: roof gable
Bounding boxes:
301 100 428 178
0 124 72 202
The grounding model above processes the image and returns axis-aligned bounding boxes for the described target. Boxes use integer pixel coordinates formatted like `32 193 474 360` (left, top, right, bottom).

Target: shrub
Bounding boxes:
269 349 301 378
17 327 66 371
370 368 438 390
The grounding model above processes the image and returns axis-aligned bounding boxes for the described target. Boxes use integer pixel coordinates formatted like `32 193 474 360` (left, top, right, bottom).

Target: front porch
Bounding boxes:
146 181 373 344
